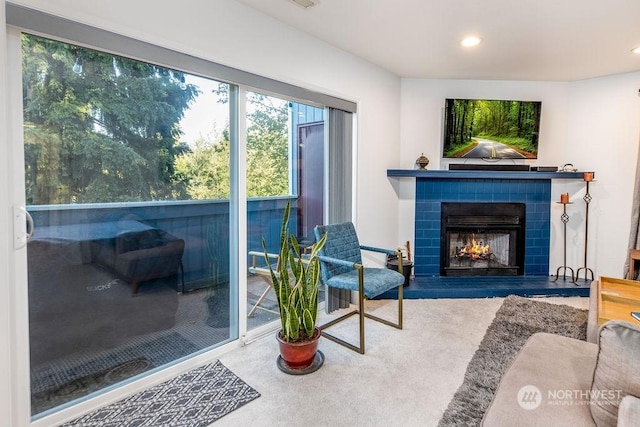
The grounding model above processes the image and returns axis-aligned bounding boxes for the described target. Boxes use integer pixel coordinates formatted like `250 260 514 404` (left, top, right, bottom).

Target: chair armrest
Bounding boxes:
319 255 358 269
249 250 278 260
249 250 278 268
248 252 278 278
360 245 398 256
618 395 640 427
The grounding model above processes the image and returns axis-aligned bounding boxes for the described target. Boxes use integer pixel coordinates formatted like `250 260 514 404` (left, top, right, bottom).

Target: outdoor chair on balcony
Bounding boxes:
247 251 280 317
313 222 404 354
247 249 316 317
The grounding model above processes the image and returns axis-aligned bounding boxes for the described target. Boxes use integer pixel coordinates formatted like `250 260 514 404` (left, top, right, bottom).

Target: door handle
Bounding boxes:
13 206 34 249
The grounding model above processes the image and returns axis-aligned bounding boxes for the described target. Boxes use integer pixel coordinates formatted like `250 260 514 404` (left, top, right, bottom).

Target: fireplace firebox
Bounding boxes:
440 203 525 276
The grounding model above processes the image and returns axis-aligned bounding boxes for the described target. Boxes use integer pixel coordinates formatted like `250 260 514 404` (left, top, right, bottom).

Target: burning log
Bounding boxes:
455 238 492 261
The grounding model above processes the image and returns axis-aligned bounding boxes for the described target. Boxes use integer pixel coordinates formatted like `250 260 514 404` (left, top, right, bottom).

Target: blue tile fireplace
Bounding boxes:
383 170 592 298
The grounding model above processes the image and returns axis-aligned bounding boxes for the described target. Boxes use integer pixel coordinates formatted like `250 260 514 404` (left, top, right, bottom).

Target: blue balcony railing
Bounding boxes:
28 196 298 292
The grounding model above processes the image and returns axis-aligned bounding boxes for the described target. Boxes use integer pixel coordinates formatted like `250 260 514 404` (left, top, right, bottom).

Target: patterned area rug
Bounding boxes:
438 295 588 427
62 361 260 426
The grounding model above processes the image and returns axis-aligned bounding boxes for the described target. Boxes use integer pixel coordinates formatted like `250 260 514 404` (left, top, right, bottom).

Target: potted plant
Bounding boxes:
263 201 327 371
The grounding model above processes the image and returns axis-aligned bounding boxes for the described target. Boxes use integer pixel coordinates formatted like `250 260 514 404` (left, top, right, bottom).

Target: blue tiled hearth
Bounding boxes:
414 178 551 277
379 170 592 299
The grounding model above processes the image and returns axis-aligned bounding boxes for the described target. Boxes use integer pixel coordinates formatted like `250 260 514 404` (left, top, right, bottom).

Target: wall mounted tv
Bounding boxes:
443 98 542 159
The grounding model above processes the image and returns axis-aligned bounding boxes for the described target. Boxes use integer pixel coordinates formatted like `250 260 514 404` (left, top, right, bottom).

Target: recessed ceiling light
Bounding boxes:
461 36 482 48
632 47 640 55
289 0 318 8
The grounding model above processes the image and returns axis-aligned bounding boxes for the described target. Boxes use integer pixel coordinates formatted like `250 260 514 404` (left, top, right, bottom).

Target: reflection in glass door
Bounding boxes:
22 34 236 417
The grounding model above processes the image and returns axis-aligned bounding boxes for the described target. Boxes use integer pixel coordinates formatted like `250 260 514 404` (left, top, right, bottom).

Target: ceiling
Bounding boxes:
237 0 640 81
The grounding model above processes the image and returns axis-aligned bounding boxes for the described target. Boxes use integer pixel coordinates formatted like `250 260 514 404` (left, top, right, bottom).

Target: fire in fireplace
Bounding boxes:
455 235 490 259
440 203 526 276
450 232 510 268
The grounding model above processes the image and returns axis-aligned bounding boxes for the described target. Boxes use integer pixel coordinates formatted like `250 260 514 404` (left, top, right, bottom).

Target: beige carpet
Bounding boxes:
217 296 588 427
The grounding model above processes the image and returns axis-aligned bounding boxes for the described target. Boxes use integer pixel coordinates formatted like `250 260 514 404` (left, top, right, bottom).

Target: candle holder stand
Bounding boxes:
576 179 595 282
552 201 575 283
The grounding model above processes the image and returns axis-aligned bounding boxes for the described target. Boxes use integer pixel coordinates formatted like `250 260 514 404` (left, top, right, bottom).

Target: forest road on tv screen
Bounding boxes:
443 99 541 160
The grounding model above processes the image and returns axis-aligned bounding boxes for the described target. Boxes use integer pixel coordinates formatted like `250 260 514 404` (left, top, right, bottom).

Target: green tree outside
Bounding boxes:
174 130 231 199
178 86 290 200
23 34 291 204
245 92 289 197
23 34 198 204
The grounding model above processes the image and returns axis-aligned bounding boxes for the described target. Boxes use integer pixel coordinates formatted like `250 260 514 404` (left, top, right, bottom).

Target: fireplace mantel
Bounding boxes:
376 169 593 298
387 169 588 180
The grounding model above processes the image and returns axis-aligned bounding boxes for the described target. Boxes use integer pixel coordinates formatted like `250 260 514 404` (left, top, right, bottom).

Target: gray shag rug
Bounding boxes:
438 295 588 427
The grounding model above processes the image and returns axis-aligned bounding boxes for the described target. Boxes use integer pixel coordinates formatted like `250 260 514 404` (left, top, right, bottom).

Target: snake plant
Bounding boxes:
263 201 327 342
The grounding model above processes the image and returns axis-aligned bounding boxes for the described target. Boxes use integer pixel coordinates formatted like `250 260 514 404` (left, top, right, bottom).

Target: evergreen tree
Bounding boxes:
22 34 198 204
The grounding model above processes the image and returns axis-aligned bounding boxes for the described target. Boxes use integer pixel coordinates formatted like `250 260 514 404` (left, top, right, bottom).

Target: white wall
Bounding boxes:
1 0 401 425
565 72 640 277
399 75 640 278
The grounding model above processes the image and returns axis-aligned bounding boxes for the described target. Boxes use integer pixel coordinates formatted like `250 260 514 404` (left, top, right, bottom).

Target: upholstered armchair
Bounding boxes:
313 222 404 354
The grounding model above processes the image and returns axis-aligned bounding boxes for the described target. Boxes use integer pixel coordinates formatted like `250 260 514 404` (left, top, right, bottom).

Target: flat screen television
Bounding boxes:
442 98 542 159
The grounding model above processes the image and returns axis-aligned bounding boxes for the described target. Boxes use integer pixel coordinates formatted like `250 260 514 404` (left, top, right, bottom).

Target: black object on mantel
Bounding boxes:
531 166 559 172
448 164 530 171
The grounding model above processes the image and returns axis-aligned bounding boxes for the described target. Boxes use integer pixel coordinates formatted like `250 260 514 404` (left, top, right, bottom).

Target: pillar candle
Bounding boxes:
583 172 594 182
560 193 569 204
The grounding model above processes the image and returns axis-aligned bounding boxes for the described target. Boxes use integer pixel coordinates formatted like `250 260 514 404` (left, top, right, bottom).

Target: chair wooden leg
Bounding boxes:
247 283 274 318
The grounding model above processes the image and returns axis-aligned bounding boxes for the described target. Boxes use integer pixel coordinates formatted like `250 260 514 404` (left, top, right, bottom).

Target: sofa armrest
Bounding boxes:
617 395 640 427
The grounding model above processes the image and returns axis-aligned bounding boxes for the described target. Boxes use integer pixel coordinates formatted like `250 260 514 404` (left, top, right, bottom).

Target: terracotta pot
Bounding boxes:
276 328 321 369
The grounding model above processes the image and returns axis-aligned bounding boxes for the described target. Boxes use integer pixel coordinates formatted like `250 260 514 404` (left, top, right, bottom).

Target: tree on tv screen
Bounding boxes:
443 99 541 158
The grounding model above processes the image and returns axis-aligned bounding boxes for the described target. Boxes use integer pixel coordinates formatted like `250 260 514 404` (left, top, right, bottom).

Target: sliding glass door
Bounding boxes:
8 7 352 420
20 32 331 418
22 34 236 417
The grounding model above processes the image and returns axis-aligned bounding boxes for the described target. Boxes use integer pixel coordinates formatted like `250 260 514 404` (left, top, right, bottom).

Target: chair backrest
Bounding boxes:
313 222 362 282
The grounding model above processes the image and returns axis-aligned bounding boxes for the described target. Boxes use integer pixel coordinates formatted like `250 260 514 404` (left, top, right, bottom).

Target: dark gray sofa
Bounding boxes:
92 227 185 295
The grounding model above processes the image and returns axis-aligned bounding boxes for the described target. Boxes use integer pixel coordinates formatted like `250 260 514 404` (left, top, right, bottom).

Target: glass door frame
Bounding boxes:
5 27 255 427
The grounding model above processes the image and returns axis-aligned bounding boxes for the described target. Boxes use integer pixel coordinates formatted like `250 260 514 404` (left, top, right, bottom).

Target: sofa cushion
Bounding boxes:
117 229 168 253
482 332 598 426
617 395 640 427
590 321 640 427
